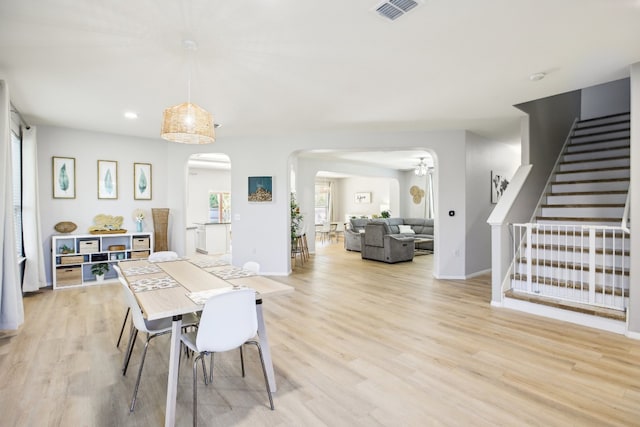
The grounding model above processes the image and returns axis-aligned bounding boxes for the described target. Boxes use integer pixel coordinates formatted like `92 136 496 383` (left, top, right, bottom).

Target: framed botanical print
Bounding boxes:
52 156 76 199
98 160 118 199
134 162 152 200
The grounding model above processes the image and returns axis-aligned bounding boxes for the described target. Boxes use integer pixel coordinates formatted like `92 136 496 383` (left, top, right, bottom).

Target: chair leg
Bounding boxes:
193 354 203 427
116 307 130 347
246 340 274 410
239 346 245 377
130 332 164 412
296 237 304 266
301 234 309 260
201 352 208 385
208 353 214 384
130 334 150 411
122 327 138 376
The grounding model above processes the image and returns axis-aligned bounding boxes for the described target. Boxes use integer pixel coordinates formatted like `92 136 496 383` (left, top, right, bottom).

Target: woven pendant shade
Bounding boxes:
160 102 215 144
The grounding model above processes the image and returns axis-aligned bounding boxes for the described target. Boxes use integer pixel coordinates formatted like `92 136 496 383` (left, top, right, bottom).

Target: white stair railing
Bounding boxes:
510 223 629 311
621 183 631 233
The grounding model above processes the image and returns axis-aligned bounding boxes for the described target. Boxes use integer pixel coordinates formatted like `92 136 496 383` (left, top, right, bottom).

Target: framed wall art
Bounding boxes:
248 176 273 202
354 192 371 204
98 160 118 199
491 170 509 204
134 162 152 200
52 156 76 199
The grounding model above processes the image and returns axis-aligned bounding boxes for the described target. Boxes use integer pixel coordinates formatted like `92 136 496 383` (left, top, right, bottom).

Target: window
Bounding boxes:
315 183 330 224
11 130 23 257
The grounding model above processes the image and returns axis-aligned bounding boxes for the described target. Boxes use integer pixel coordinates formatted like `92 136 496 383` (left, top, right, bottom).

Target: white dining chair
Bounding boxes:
242 261 260 274
318 222 331 244
115 250 178 348
180 288 274 426
114 265 198 412
148 250 179 262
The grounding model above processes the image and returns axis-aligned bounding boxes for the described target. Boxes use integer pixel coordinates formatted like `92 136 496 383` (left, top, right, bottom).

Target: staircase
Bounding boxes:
508 112 631 319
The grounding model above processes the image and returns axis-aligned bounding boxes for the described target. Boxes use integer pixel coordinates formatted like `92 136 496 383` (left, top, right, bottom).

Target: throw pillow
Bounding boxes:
398 225 415 234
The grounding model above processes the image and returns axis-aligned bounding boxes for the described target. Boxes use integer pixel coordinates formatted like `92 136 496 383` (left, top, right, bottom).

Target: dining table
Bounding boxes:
117 256 294 427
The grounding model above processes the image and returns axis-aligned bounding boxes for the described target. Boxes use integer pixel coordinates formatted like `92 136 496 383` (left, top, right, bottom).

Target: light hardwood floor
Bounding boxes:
2 241 640 426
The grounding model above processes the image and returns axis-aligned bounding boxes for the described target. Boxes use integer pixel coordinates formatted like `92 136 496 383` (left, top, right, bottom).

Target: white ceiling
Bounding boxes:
1 0 639 171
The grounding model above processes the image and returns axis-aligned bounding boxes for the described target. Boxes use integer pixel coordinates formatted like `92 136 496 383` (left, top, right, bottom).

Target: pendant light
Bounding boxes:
161 40 215 144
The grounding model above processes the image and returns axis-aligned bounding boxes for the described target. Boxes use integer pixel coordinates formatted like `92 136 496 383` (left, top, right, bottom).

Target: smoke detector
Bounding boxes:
375 0 419 21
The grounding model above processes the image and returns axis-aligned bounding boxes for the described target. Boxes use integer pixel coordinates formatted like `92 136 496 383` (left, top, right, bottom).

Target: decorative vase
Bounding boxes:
136 221 143 232
152 208 170 252
96 274 105 282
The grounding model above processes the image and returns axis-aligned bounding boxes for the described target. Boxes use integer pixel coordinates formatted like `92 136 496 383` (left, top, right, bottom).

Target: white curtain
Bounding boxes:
327 181 334 222
22 126 46 292
0 80 24 330
426 169 435 219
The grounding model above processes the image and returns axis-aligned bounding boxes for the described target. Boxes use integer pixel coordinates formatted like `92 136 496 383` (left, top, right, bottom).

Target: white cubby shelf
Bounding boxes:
52 232 154 289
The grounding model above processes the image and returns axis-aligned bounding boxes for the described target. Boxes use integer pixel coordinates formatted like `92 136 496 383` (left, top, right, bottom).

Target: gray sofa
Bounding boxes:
344 217 434 252
360 222 415 263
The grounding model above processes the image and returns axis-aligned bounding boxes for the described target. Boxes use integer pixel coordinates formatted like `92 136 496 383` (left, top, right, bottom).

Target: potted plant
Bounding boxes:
59 244 74 254
290 192 304 242
91 263 109 282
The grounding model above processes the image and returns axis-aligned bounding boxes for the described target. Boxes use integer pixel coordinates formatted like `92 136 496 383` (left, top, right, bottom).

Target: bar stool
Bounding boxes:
300 232 309 261
291 234 305 266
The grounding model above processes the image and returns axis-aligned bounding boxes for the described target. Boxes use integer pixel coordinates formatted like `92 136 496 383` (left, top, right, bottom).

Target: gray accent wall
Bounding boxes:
581 78 630 120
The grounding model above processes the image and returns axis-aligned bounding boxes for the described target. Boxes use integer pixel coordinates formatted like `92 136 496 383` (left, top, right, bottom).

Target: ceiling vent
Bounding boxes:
375 0 419 21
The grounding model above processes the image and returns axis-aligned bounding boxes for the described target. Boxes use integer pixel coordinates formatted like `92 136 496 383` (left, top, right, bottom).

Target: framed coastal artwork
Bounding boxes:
52 156 76 199
491 170 509 204
134 162 152 200
248 176 273 202
98 160 118 199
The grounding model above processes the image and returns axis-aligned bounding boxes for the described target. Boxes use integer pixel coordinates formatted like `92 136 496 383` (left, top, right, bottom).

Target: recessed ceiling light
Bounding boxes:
529 72 546 81
124 111 138 119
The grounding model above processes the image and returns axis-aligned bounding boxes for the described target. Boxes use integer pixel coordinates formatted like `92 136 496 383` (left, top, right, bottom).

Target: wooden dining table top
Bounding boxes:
118 258 294 321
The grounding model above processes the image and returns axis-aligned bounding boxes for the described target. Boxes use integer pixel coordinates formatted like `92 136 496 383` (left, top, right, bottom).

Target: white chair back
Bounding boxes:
242 261 260 274
148 251 179 262
114 265 149 334
196 289 257 353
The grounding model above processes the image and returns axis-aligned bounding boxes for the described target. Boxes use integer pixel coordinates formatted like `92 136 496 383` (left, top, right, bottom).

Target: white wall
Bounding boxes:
37 125 169 284
581 78 630 120
186 167 231 225
36 125 515 279
339 176 397 220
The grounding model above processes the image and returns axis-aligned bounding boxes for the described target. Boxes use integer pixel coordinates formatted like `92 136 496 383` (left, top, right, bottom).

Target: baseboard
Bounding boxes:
433 269 491 281
464 268 491 279
433 274 467 280
502 297 626 335
625 330 640 340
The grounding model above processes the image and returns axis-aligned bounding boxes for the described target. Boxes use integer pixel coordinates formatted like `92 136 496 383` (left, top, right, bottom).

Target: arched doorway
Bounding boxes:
186 153 232 256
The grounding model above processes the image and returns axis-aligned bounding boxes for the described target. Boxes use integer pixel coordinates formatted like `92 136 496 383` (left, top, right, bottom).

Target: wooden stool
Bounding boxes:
300 233 309 261
291 235 305 266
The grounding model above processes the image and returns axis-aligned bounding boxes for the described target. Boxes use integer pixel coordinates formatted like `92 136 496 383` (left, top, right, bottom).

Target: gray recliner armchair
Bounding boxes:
344 218 369 251
360 222 414 263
